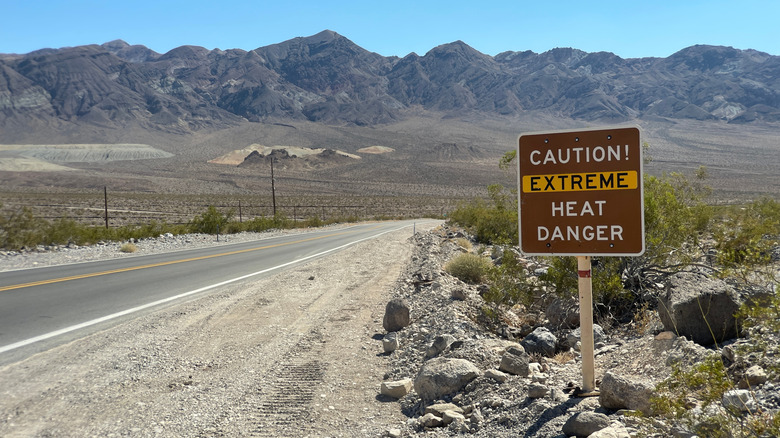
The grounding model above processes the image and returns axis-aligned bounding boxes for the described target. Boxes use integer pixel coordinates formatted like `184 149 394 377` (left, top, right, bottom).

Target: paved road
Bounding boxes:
0 220 427 364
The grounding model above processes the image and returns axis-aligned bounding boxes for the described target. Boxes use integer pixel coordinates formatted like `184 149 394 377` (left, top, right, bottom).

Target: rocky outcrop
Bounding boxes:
657 272 741 345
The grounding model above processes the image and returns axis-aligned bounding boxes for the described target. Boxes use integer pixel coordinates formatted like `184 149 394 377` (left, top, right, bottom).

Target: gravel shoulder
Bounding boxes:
0 223 439 437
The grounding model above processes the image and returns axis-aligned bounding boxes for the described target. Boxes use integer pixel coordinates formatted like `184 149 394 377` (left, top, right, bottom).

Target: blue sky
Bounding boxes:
2 0 778 58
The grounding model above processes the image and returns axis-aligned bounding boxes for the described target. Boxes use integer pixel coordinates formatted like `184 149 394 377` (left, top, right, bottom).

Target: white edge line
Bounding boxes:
0 222 422 355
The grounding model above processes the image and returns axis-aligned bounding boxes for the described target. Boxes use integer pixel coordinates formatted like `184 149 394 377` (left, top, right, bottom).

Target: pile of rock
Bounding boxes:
374 225 779 437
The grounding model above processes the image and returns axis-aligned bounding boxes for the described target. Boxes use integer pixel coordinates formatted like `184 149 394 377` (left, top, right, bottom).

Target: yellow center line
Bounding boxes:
0 226 380 292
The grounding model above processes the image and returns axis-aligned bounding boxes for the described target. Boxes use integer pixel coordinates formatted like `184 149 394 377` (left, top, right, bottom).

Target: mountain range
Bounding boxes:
2 29 779 136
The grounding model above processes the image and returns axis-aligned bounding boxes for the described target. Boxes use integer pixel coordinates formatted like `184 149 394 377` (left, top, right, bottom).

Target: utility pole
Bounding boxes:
270 157 277 216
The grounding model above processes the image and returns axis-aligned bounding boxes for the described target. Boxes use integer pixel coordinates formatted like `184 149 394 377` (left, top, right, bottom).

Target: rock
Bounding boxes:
484 369 509 383
451 288 468 301
469 408 484 424
380 378 412 399
425 334 456 358
531 373 548 384
657 272 740 345
419 412 443 428
521 327 557 357
567 324 606 350
528 362 544 375
413 358 481 400
383 332 400 353
383 298 411 332
546 296 580 328
562 411 610 437
738 365 768 389
722 389 758 414
425 402 463 417
599 371 655 415
722 344 737 363
447 415 470 433
498 346 530 376
589 422 631 438
386 428 402 438
527 383 549 398
665 336 713 368
441 410 466 425
653 331 678 354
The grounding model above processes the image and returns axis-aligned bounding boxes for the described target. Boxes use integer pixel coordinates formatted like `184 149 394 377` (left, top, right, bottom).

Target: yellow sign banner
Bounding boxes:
522 170 638 193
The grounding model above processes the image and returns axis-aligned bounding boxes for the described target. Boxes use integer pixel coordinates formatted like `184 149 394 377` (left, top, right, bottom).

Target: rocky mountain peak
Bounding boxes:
101 40 159 63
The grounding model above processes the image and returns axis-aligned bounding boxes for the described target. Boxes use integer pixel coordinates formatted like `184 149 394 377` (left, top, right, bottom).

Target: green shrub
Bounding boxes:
188 205 233 234
652 356 731 420
649 355 780 437
714 197 780 285
621 171 713 289
0 206 46 250
302 215 323 228
449 184 518 245
445 253 492 284
483 249 535 307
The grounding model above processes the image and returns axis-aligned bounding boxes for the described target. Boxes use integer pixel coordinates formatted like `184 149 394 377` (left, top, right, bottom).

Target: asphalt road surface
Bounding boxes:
0 220 424 365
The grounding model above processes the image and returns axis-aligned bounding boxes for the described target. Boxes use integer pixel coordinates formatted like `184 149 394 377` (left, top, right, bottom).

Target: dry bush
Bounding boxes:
454 237 472 251
119 242 138 253
445 253 491 284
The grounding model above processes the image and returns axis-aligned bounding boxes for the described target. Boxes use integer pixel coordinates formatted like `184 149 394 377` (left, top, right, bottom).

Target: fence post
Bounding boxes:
104 186 109 229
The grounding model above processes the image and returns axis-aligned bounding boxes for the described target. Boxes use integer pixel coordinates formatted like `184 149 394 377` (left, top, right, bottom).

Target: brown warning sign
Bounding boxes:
517 127 644 255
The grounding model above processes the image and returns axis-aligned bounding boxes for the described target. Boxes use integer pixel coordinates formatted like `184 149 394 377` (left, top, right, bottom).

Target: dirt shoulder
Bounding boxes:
0 225 437 437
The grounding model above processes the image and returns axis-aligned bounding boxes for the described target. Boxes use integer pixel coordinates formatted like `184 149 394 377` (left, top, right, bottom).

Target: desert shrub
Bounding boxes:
449 184 517 245
652 356 731 419
650 355 780 438
301 215 323 228
538 256 629 323
42 216 83 246
445 253 492 284
239 215 290 232
714 197 780 285
622 170 713 290
0 206 47 250
188 206 233 234
734 288 780 380
454 237 472 251
483 249 536 307
120 242 138 253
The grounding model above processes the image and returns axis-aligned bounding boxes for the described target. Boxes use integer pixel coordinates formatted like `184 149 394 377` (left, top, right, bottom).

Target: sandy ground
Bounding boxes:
0 225 437 437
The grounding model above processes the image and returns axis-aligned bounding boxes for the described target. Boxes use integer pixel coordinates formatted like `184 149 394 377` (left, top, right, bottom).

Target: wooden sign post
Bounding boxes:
517 127 645 395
